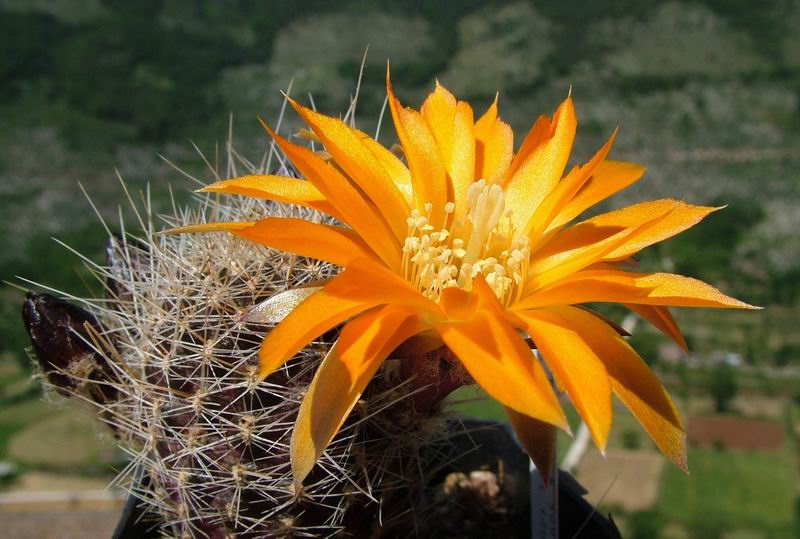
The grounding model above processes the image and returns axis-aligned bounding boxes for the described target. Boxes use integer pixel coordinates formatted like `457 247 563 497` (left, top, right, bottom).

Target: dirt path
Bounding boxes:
575 449 664 512
0 510 121 539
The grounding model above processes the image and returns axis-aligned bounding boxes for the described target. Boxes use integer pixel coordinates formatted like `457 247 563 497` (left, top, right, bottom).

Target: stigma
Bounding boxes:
401 179 530 305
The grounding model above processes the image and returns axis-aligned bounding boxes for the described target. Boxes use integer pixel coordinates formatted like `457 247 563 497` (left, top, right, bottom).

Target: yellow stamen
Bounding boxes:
401 179 530 304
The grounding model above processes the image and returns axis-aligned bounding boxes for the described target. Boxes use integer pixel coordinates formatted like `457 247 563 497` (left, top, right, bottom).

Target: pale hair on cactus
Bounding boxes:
22 83 473 537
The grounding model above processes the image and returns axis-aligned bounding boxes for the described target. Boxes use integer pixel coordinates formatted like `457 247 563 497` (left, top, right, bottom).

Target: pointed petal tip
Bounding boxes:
291 451 309 490
257 116 275 137
196 181 230 193
675 452 689 474
161 223 211 236
715 294 761 310
286 96 309 119
592 425 609 456
290 477 304 501
286 95 302 114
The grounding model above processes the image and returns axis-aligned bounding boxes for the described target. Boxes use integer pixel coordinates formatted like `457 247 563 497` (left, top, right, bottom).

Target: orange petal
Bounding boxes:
504 97 576 235
505 407 557 486
526 206 678 291
550 160 646 230
438 286 479 321
549 306 687 471
506 114 552 182
326 257 442 317
517 269 756 311
420 82 476 218
289 99 410 241
387 70 449 227
262 123 401 270
258 256 437 378
354 129 413 205
473 96 513 185
588 199 720 261
291 305 425 488
524 129 618 242
258 279 374 379
625 304 688 353
516 309 612 452
451 102 477 207
420 81 457 161
167 218 376 267
435 279 566 429
198 175 341 220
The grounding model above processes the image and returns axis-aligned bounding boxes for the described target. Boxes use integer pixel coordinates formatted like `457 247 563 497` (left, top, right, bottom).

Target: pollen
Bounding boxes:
401 179 530 305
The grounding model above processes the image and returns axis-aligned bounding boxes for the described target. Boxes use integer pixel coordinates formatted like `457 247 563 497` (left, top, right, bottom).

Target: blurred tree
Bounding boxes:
621 429 641 450
0 0 318 143
629 331 664 366
219 8 443 126
772 343 799 368
438 2 553 98
601 2 772 81
709 363 738 413
628 509 664 539
0 12 61 101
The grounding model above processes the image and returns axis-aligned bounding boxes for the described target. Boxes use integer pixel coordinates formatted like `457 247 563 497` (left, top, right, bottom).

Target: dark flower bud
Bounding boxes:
22 292 118 403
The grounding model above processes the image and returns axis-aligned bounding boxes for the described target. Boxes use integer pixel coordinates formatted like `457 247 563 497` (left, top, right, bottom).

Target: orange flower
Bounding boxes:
175 71 756 488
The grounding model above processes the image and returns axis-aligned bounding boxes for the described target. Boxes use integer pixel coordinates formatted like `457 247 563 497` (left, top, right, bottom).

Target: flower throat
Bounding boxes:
401 179 530 305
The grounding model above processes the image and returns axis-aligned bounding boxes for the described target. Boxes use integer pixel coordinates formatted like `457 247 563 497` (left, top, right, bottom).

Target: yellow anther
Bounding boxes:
401 180 529 304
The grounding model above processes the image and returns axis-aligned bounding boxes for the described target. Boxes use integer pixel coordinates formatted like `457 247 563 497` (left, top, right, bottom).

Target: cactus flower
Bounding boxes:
175 70 756 488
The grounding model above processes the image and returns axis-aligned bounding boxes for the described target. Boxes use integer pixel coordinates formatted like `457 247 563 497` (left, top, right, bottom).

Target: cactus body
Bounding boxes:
24 151 464 537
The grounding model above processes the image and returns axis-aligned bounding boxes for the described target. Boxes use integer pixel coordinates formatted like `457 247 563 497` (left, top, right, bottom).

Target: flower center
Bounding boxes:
401 179 530 305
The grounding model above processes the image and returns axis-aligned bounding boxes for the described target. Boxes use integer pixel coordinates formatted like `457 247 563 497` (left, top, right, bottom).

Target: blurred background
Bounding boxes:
0 1 798 537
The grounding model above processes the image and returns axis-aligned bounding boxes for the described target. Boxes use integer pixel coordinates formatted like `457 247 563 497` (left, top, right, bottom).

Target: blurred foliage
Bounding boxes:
709 363 738 413
438 2 553 98
775 343 800 368
628 509 664 539
1 0 799 368
628 331 665 366
620 429 642 450
659 446 797 535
